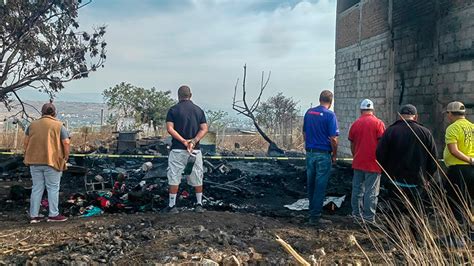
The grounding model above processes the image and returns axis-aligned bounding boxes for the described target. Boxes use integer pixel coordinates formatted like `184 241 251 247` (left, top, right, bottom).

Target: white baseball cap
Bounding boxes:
446 101 466 113
360 99 374 110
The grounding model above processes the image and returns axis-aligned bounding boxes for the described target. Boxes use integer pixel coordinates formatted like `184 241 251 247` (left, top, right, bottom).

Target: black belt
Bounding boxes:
305 148 331 154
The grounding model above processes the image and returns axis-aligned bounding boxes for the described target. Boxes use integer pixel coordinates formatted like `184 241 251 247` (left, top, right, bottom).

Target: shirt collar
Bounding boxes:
41 115 56 120
393 119 421 126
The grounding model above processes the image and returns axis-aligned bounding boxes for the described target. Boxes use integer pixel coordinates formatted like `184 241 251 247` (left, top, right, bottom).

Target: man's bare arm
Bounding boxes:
24 136 29 151
166 122 188 145
193 123 208 143
350 141 355 157
62 139 70 161
188 123 209 152
447 143 472 164
330 136 338 163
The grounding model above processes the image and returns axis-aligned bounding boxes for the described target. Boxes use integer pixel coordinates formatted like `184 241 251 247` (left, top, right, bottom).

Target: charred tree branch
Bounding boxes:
232 65 284 155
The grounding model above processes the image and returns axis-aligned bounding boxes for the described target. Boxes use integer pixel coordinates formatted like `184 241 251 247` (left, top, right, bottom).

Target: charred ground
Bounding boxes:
0 155 391 264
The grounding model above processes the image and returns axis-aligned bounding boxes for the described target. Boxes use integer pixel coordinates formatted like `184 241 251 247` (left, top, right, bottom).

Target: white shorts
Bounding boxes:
167 149 204 186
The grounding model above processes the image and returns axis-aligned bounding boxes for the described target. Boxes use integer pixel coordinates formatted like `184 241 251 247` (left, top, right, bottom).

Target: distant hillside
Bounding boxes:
0 101 108 128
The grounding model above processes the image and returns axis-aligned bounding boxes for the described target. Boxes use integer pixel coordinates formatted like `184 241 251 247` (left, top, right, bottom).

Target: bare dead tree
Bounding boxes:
232 64 284 155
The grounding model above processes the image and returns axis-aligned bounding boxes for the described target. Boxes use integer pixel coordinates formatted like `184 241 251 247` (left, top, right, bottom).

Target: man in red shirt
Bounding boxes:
348 99 385 223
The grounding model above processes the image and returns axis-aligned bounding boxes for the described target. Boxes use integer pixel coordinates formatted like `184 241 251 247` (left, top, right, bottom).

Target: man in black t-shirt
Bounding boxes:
164 85 208 213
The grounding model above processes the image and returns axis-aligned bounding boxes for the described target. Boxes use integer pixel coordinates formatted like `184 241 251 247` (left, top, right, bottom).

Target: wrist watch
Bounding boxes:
470 158 474 165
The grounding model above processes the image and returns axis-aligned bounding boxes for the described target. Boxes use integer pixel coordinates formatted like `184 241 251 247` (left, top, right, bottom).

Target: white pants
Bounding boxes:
167 150 203 186
29 165 62 217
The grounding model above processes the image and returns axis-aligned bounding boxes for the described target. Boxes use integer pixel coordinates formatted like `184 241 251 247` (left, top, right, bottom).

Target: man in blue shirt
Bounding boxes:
303 90 339 225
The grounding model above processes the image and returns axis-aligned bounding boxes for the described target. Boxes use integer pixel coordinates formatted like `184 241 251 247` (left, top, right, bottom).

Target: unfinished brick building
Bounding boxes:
334 0 474 156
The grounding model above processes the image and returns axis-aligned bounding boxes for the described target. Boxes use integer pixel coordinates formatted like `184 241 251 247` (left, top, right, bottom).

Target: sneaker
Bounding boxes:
161 206 179 214
351 215 363 224
27 210 45 218
47 215 68 222
30 217 43 224
353 217 381 229
194 204 205 213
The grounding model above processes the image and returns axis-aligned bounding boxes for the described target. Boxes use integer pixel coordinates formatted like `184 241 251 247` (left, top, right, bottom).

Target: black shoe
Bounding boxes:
162 206 179 214
195 204 205 213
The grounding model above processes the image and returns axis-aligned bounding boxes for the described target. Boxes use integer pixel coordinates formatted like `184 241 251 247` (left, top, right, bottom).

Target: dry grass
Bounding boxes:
0 132 25 151
0 128 305 154
218 133 305 153
0 127 115 153
360 173 473 265
355 114 473 265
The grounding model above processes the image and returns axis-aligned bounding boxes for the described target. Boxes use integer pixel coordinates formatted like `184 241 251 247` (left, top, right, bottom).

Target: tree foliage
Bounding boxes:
0 0 107 117
102 82 135 117
103 82 176 130
255 92 299 134
206 109 228 132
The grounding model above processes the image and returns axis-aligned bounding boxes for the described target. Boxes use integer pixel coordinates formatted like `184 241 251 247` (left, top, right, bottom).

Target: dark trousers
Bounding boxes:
446 165 474 223
386 184 426 214
384 182 427 241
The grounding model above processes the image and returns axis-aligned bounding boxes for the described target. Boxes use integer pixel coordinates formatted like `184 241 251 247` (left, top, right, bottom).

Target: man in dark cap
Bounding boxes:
24 102 70 223
164 85 208 214
376 104 437 209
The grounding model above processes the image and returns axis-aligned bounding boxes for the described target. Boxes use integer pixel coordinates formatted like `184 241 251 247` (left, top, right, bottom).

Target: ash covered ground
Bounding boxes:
0 155 386 265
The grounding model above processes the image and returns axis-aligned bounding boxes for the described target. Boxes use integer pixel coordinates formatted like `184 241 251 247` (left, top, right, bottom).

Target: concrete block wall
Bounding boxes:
335 33 391 156
334 0 474 157
391 19 438 133
435 3 474 147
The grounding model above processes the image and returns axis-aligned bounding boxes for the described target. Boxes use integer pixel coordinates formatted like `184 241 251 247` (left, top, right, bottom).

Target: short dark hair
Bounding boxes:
319 90 333 103
41 103 56 116
178 85 192 100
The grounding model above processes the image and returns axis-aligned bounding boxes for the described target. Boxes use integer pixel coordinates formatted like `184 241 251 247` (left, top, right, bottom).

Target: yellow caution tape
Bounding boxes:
2 151 449 163
0 151 356 161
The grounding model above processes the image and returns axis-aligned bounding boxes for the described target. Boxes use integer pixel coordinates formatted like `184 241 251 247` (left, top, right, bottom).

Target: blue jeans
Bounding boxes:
351 170 381 222
29 165 62 218
306 152 332 218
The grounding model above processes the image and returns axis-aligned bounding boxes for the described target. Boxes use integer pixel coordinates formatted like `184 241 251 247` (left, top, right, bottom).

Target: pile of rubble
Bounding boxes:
1 155 353 219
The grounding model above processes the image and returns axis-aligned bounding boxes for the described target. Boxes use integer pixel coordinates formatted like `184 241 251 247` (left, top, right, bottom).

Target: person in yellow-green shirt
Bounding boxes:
443 101 473 232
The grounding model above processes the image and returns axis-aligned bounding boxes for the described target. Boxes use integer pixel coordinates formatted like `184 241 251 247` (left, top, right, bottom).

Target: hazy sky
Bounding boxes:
20 0 337 112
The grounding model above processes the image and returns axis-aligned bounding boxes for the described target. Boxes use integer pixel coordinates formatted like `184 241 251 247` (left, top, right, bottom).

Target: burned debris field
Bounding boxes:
0 155 384 265
0 0 473 264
